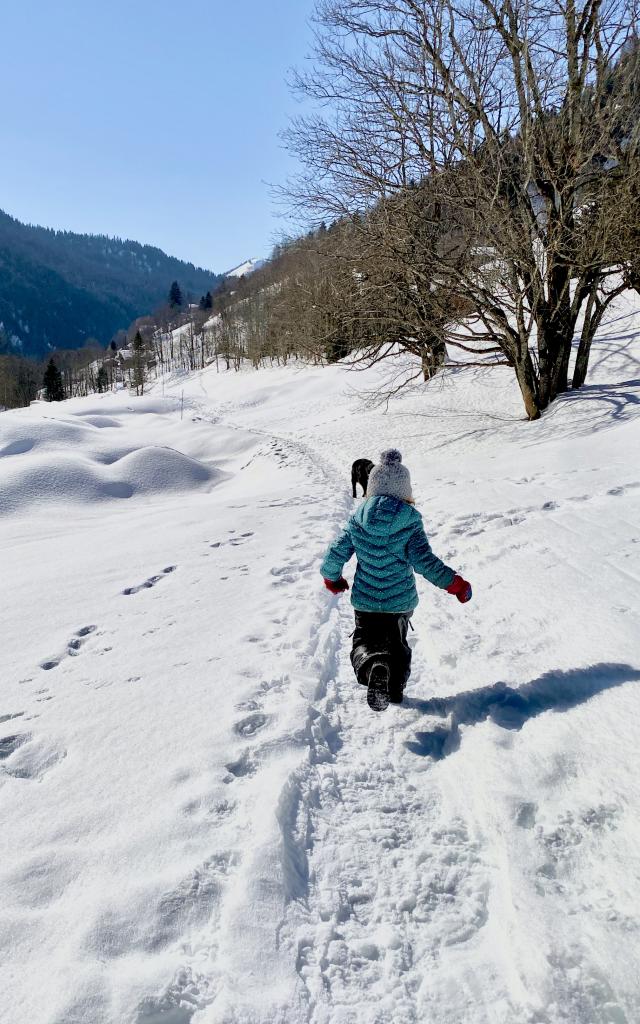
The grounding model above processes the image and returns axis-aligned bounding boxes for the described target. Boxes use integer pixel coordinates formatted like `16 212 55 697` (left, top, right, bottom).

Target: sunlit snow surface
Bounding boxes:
2 293 640 1024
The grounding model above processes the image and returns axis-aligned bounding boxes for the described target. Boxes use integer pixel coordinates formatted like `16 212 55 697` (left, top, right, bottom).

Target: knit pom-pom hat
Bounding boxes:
366 449 413 502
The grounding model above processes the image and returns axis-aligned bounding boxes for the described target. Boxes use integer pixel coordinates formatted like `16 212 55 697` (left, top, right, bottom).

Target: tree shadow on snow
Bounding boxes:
562 378 640 421
404 662 640 761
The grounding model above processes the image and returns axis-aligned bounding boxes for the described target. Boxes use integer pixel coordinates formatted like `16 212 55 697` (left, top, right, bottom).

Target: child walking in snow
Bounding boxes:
320 449 472 711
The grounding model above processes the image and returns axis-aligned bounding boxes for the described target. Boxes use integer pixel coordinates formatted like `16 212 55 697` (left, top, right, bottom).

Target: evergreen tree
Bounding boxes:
198 295 207 310
169 281 183 308
131 330 146 395
204 291 213 309
96 364 109 393
43 358 65 401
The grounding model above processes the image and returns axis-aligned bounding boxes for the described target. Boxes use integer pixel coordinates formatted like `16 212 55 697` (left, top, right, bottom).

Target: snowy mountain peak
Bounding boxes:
225 258 264 278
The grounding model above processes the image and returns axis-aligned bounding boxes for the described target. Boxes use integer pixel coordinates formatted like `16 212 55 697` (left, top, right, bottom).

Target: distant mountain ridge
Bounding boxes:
0 210 224 357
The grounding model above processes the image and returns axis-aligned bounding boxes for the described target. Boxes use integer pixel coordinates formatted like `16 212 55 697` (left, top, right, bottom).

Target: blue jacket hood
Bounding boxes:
352 496 421 537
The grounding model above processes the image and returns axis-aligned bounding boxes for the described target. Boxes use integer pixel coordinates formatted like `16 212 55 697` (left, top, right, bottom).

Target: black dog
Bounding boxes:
351 459 374 498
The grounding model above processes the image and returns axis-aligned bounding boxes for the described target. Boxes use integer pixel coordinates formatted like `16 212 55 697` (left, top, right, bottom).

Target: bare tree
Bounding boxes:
310 201 479 378
130 330 150 395
284 0 640 418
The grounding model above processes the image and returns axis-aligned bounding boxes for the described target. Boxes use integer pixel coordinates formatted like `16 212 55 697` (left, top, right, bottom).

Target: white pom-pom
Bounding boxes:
380 448 402 465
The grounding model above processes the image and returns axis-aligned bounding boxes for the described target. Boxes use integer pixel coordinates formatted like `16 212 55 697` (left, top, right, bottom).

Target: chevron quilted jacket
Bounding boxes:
320 496 456 613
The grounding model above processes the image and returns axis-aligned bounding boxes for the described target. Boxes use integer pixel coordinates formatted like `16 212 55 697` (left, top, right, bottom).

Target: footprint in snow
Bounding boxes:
0 712 25 725
234 712 268 738
440 652 458 668
157 849 239 920
5 849 81 910
0 733 66 780
260 674 288 695
181 795 237 819
0 734 29 760
515 802 538 829
68 625 97 655
209 531 254 550
224 749 258 781
608 483 637 497
270 567 297 585
40 625 98 670
123 566 176 595
235 698 261 712
135 979 199 1024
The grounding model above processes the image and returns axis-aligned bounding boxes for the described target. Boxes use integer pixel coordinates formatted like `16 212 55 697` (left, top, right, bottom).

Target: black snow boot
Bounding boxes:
388 679 405 705
351 611 413 707
367 660 390 712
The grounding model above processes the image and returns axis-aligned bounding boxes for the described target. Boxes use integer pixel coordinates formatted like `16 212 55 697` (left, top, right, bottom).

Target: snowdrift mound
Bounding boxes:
70 396 178 417
111 446 214 494
76 415 123 429
0 416 101 458
0 447 219 515
0 394 222 516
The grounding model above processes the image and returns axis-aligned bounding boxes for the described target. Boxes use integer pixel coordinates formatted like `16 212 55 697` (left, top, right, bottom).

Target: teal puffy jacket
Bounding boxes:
320 496 456 613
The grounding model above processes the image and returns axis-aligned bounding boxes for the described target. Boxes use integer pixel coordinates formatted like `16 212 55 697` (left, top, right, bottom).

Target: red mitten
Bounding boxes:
324 577 349 595
446 574 472 603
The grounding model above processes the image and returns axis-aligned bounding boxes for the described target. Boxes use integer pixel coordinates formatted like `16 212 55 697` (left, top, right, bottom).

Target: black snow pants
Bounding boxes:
350 611 413 691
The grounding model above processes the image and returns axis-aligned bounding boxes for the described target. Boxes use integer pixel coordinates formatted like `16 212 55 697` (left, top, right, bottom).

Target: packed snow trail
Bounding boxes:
183 348 640 1024
1 293 640 1023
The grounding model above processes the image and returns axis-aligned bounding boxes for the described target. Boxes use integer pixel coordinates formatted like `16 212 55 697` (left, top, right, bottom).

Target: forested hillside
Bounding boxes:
0 210 223 356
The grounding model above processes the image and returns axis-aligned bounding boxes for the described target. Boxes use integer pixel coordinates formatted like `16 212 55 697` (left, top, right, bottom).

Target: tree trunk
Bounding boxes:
538 269 573 408
514 351 541 420
555 338 572 395
421 338 447 381
572 290 603 390
537 324 573 409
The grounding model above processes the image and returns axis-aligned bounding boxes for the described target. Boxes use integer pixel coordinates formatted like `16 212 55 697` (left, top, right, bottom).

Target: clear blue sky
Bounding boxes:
0 0 317 272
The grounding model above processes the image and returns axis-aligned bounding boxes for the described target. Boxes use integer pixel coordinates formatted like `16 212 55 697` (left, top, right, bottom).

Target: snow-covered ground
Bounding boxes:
2 293 640 1024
